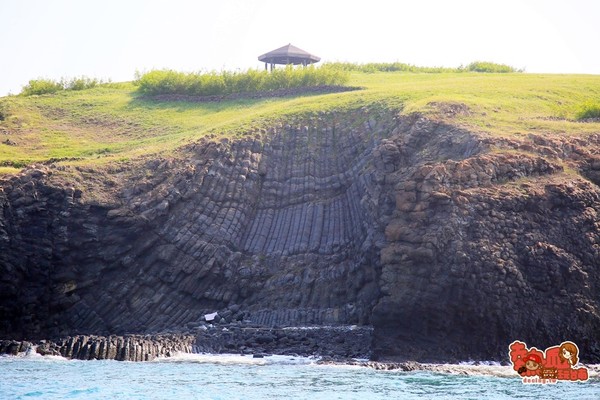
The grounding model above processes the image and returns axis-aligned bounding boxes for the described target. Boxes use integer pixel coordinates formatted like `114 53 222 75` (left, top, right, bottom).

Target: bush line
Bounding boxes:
134 66 349 97
20 77 105 96
18 61 520 97
325 61 521 73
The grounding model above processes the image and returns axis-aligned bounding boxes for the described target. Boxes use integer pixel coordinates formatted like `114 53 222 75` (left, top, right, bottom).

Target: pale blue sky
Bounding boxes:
1 0 599 96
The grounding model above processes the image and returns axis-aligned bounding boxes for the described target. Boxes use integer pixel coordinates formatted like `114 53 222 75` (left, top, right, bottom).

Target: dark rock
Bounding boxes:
1 111 600 363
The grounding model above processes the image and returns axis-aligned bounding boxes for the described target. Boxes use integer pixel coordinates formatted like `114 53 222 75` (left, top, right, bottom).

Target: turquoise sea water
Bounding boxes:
0 353 598 399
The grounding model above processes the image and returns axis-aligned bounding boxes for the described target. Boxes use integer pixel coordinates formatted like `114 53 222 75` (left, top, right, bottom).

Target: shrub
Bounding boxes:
135 66 349 97
21 76 103 96
0 102 7 121
136 70 184 95
65 77 100 91
21 79 64 96
464 61 518 73
325 62 461 73
575 101 600 120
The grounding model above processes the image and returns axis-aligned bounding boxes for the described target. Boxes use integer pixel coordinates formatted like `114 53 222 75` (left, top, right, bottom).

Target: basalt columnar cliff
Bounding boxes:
1 104 600 362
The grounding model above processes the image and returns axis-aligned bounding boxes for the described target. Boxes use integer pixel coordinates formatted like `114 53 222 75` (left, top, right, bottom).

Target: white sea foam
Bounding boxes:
153 351 317 366
419 362 600 379
458 360 502 366
3 347 598 381
0 346 69 362
420 363 515 378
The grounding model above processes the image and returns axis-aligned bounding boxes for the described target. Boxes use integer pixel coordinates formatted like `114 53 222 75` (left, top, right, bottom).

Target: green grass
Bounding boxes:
1 71 599 174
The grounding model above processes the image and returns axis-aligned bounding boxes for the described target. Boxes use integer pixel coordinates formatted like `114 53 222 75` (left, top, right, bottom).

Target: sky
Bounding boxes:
1 0 599 96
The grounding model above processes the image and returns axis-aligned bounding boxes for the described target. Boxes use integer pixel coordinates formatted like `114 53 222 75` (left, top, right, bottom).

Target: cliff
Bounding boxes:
1 101 599 362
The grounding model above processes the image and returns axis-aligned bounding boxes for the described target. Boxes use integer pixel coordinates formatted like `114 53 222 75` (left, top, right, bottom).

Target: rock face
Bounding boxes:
192 324 372 359
0 334 195 361
0 325 372 361
1 106 600 362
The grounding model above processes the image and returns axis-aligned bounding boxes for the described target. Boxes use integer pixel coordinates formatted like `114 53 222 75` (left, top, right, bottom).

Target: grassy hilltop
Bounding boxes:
1 67 599 175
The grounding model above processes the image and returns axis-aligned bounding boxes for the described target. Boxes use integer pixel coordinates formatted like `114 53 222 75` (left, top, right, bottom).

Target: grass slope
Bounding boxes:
1 72 599 174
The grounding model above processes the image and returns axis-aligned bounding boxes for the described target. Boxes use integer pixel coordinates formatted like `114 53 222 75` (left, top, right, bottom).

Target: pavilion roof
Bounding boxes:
258 44 321 65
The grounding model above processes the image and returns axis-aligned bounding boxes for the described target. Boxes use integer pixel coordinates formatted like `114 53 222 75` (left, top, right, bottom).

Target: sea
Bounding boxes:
0 352 598 400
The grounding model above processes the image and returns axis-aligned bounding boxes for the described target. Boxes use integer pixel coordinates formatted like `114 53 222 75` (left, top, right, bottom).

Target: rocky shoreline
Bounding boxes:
0 323 373 362
4 333 599 381
0 333 195 361
316 359 600 380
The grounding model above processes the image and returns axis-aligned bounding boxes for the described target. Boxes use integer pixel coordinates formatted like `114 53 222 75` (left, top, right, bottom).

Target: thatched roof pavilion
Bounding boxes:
258 44 321 70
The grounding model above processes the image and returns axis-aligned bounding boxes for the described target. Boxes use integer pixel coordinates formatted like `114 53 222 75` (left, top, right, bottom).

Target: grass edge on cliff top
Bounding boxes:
1 68 600 174
17 61 518 97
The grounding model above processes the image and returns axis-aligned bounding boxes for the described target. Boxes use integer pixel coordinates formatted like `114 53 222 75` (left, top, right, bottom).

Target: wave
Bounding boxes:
0 345 69 362
320 360 600 380
153 352 318 366
422 362 600 379
420 363 515 378
2 347 598 381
